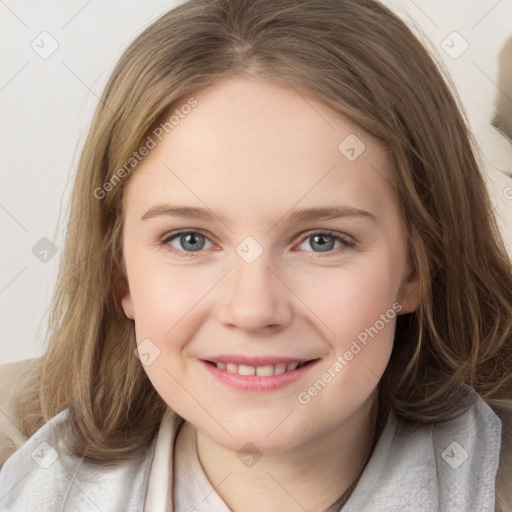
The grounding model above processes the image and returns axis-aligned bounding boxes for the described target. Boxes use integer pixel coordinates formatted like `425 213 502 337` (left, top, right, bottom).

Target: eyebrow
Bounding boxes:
141 203 376 226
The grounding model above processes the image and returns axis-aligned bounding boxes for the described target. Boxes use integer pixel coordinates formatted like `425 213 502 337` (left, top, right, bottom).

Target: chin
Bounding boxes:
203 415 313 454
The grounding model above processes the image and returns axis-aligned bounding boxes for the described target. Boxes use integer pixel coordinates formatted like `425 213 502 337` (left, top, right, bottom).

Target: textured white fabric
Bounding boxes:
0 409 155 511
0 390 502 511
144 409 177 512
342 393 502 511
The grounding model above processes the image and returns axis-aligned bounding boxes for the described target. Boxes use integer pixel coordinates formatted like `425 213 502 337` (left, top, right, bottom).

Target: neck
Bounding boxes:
195 392 380 512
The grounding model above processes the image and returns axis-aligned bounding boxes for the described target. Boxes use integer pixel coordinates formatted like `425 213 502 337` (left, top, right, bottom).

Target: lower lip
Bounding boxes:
200 360 319 392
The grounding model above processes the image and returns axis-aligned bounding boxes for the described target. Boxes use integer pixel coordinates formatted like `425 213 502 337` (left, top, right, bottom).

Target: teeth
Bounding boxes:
274 363 287 375
238 364 256 376
214 361 306 376
256 365 274 377
226 363 238 373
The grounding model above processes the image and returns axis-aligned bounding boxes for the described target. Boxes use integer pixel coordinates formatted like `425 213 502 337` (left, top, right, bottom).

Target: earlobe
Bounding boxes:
121 292 135 320
397 261 422 314
115 276 135 319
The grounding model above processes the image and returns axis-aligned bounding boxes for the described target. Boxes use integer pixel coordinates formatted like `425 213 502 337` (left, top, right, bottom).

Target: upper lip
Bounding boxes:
202 355 319 366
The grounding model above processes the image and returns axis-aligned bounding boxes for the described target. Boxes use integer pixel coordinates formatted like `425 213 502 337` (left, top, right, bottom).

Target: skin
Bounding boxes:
120 75 420 511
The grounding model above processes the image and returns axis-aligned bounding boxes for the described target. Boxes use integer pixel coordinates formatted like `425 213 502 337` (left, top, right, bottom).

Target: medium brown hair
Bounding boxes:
9 0 512 508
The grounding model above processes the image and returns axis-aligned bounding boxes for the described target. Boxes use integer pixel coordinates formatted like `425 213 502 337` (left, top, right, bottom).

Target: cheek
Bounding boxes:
127 261 213 336
293 261 400 343
293 262 399 395
127 265 197 408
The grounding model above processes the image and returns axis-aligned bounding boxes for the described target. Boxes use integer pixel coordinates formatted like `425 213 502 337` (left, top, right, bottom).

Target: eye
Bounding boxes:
296 230 355 255
162 230 213 257
160 229 355 258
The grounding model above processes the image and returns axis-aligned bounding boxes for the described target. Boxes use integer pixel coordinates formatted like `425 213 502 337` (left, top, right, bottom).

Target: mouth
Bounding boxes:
200 356 321 392
202 358 319 377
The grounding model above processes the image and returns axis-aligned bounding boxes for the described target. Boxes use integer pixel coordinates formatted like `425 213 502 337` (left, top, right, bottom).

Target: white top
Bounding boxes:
143 387 502 512
0 388 502 511
144 417 231 512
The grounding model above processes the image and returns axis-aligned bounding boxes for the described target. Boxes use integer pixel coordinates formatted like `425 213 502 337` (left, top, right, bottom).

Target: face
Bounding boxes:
120 75 420 454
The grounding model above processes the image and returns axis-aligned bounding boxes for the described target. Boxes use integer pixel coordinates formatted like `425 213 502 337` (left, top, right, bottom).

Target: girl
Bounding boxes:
1 0 511 510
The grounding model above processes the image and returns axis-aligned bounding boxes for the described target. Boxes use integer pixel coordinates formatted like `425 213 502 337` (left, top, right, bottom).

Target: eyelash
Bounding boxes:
159 228 356 259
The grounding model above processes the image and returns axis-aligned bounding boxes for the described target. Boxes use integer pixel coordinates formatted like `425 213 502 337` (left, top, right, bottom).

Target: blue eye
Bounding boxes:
162 230 213 257
297 231 354 254
160 229 354 258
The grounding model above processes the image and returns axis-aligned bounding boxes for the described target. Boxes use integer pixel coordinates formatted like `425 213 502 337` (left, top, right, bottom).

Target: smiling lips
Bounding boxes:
208 360 307 376
201 356 320 392
203 356 318 377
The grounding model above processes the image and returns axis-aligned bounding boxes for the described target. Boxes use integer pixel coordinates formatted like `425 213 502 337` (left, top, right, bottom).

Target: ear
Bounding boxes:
396 258 422 314
115 274 135 320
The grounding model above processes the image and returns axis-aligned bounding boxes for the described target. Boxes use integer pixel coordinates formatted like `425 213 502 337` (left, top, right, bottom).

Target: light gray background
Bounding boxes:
1 0 511 364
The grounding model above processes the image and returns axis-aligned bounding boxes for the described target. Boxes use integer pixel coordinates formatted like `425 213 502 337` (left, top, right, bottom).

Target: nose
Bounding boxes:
216 252 293 333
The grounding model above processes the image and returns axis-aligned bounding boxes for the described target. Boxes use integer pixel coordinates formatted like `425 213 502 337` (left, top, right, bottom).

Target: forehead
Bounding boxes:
124 76 395 223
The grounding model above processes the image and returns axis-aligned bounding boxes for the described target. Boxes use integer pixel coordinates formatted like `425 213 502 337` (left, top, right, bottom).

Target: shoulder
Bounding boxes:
430 391 501 479
0 408 158 512
409 390 501 510
403 389 501 511
344 388 502 512
432 390 504 511
386 389 501 469
431 389 502 449
0 408 71 510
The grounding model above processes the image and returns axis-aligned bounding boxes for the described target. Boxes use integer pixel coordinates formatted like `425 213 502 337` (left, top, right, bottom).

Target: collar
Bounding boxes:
1 390 499 511
144 391 501 512
343 391 502 511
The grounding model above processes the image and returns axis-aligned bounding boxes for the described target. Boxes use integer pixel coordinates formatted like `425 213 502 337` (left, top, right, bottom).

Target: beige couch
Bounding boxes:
0 359 35 468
